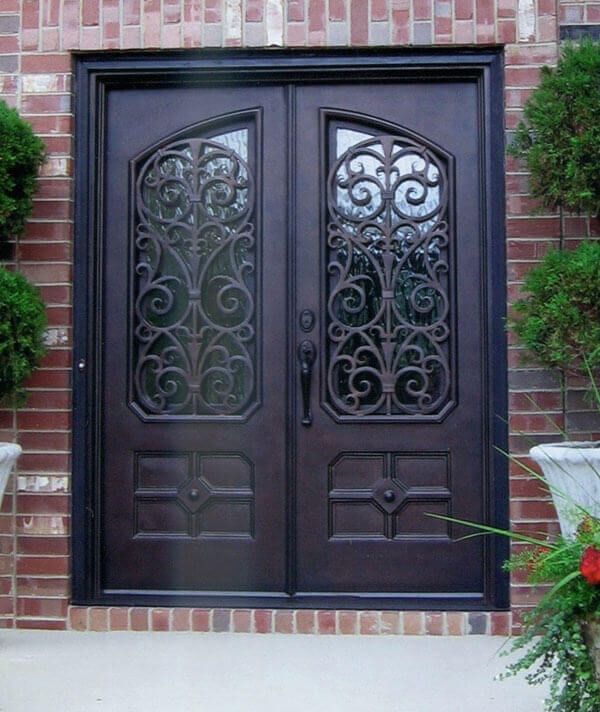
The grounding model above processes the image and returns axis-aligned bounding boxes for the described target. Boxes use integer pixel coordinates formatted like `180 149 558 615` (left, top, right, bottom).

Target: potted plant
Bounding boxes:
0 267 47 505
506 514 600 710
509 39 600 538
0 99 46 507
469 40 600 710
427 40 600 711
438 499 600 711
511 241 600 537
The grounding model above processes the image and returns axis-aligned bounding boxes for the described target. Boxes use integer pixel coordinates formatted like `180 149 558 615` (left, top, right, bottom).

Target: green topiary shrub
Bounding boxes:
0 99 45 239
511 241 600 376
0 267 47 405
509 39 600 216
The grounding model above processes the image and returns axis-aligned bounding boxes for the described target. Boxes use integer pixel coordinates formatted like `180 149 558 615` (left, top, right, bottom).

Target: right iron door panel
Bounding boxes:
295 81 489 595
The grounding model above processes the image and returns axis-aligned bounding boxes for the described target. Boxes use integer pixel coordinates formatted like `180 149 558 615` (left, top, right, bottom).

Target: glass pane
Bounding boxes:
132 129 257 417
326 128 451 417
212 129 249 161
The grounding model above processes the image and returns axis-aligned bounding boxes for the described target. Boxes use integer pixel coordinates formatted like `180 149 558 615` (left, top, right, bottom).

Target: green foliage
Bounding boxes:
505 591 600 711
511 241 600 375
0 99 45 239
0 267 47 405
509 40 600 216
432 408 600 712
502 521 600 712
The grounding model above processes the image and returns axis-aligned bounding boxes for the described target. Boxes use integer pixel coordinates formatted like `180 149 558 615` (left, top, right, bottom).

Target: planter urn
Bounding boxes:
530 442 600 540
0 443 21 509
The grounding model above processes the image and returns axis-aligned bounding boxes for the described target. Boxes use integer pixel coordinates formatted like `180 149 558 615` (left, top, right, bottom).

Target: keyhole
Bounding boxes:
299 309 315 333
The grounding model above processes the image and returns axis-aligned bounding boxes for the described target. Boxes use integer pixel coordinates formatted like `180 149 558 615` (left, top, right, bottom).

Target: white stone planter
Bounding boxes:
0 443 22 510
530 442 600 540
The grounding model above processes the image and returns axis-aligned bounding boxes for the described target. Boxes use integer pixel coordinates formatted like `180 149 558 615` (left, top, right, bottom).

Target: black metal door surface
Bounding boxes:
74 52 507 608
101 86 288 592
295 85 487 595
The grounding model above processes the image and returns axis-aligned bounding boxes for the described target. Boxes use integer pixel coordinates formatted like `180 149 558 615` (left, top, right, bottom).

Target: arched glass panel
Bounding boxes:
132 126 257 418
326 126 451 417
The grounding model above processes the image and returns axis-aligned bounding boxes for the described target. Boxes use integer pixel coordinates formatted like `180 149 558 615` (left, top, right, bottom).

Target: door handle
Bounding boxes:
298 340 316 426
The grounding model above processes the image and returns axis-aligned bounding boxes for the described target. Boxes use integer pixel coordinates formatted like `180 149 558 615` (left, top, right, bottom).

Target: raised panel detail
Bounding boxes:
325 121 454 420
136 500 189 536
199 501 254 536
134 452 254 538
331 502 386 539
328 451 451 540
137 453 190 490
131 120 259 419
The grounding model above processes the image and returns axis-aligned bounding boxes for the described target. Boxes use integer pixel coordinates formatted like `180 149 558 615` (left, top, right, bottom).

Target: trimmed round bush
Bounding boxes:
511 241 600 375
0 267 47 405
0 99 45 239
510 40 600 216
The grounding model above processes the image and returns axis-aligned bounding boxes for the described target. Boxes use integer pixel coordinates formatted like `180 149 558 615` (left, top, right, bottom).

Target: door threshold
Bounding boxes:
77 591 497 611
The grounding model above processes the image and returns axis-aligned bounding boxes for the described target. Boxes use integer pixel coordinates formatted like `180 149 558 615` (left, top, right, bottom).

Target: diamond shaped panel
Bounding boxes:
178 477 212 513
371 478 406 514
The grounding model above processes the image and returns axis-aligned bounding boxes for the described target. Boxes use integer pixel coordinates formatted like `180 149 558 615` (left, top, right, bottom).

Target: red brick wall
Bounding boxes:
561 1 600 24
0 0 595 633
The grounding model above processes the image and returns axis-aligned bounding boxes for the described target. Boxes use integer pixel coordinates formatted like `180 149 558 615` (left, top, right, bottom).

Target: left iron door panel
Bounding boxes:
100 85 288 593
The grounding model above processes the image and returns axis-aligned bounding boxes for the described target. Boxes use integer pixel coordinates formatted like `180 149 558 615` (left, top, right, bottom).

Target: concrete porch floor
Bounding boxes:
0 631 547 711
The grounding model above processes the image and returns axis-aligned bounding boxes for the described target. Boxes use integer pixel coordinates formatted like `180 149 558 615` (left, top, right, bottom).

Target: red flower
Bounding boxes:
580 547 600 585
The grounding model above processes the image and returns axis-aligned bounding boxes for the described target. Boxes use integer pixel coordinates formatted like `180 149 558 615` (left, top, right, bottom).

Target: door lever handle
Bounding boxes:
298 340 316 426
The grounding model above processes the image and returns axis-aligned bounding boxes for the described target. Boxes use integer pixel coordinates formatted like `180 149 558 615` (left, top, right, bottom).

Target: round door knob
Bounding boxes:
188 488 200 501
383 489 396 503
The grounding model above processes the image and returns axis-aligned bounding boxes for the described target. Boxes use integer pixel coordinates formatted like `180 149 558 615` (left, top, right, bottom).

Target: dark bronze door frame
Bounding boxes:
73 49 508 609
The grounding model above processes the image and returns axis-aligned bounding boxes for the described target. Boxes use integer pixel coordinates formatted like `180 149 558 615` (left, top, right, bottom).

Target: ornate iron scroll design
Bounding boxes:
132 130 257 418
326 129 452 418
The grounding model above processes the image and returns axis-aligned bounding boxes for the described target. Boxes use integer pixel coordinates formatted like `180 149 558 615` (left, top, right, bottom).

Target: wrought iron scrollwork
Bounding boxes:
133 131 256 417
326 130 451 417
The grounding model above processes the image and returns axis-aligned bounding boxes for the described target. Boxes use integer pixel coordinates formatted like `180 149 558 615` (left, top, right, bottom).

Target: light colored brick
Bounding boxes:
202 23 222 46
447 612 467 636
244 21 265 46
426 613 444 635
21 74 60 93
359 612 379 635
517 0 536 41
369 20 389 44
225 0 242 42
266 0 284 45
404 612 425 635
413 21 432 43
328 21 348 45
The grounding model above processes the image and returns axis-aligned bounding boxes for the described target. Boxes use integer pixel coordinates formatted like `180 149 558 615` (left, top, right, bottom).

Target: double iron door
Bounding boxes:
91 69 503 606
